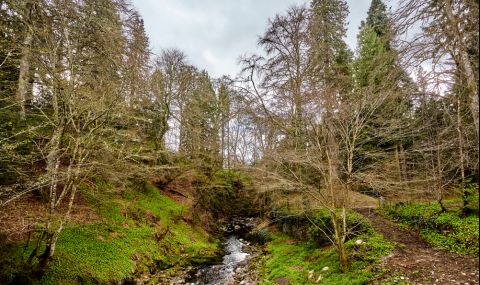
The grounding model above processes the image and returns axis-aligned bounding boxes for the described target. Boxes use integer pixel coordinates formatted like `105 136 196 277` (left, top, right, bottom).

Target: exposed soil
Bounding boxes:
357 208 479 285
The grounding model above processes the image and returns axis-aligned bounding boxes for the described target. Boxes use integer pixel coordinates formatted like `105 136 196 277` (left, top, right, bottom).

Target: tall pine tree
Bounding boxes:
353 0 414 185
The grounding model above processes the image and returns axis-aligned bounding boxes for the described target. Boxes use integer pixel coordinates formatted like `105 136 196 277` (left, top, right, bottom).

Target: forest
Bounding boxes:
0 0 478 284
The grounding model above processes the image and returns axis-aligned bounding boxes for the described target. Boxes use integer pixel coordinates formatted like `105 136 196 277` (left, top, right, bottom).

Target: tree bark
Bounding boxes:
443 0 479 141
395 144 402 182
456 92 467 214
16 27 33 120
331 207 348 272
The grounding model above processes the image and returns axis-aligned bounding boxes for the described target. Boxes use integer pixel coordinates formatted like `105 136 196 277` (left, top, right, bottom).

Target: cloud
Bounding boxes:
132 0 371 78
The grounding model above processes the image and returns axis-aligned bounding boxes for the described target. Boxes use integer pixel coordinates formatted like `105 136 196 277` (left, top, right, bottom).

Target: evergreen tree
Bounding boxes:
353 0 414 185
310 0 352 95
124 10 150 109
0 1 21 102
355 0 396 89
364 0 390 41
177 70 221 170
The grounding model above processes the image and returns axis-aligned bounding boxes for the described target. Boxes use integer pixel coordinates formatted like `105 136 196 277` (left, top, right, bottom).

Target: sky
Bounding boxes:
131 0 373 78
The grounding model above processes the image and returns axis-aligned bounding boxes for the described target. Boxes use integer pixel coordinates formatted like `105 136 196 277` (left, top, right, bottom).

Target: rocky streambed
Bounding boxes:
161 217 264 285
185 236 261 285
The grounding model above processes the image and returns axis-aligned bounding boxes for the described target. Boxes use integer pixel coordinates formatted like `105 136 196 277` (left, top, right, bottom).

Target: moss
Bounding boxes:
194 169 257 219
136 183 186 222
260 228 394 285
39 224 153 284
1 182 220 284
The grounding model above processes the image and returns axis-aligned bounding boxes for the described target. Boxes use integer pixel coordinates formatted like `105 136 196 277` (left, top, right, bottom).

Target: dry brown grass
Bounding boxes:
0 192 100 242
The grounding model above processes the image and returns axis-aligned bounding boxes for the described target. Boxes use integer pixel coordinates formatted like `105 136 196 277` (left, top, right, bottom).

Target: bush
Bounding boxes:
194 169 256 220
247 228 273 245
272 209 371 245
461 181 479 214
308 210 371 245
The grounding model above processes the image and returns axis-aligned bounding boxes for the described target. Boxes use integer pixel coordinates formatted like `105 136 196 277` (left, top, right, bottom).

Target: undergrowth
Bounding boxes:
260 219 394 284
3 180 220 284
381 199 479 256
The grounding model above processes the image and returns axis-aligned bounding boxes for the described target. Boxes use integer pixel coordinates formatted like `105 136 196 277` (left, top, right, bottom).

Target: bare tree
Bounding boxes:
12 0 127 271
394 0 479 212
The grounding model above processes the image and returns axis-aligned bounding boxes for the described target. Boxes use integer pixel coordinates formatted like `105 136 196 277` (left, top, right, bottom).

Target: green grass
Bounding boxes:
4 181 220 284
382 199 479 256
260 229 394 285
39 224 156 284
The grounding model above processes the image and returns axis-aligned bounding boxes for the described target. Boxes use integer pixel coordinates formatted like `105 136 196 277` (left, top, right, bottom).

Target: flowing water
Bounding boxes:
186 236 250 285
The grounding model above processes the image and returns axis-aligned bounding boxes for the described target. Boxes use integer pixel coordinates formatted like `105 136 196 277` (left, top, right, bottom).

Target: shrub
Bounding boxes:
248 229 273 245
308 210 371 245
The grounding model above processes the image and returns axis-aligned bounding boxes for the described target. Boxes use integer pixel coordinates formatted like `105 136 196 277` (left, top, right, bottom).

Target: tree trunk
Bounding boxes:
456 93 467 214
443 0 479 141
337 238 348 273
16 27 33 120
38 181 79 272
226 120 230 169
38 224 61 272
436 141 446 212
331 208 348 273
399 144 408 181
395 144 402 182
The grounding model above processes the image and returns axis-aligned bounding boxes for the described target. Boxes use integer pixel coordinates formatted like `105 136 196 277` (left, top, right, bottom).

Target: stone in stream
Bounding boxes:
167 218 263 284
186 236 251 285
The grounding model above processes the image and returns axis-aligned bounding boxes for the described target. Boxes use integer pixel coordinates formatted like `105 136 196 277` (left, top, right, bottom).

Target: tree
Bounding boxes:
145 49 186 157
0 1 21 101
5 0 37 120
256 5 313 151
0 1 26 195
308 0 353 272
364 0 390 41
351 0 417 195
217 78 232 168
181 70 220 168
395 0 479 213
18 0 126 271
124 9 150 108
239 2 356 272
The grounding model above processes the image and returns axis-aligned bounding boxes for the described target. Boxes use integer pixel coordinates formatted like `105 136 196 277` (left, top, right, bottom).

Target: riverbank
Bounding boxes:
257 227 394 284
161 235 263 285
0 181 222 284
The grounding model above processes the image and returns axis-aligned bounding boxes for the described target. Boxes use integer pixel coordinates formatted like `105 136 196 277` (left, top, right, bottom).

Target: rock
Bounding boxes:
308 270 315 280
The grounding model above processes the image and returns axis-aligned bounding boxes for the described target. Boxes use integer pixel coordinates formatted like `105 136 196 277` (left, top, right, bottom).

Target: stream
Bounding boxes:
186 236 251 285
164 217 261 285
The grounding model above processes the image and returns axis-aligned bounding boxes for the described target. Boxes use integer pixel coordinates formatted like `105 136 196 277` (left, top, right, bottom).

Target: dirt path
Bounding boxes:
357 208 479 285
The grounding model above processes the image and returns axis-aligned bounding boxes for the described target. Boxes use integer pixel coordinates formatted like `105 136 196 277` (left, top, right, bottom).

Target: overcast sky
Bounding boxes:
131 0 373 78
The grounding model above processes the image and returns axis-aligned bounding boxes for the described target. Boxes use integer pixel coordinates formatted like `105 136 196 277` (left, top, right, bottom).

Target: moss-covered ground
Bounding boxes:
1 181 220 284
381 197 479 256
259 220 395 284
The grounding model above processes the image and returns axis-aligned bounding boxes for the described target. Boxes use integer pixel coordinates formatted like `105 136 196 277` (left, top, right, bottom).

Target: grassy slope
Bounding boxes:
259 216 395 285
7 181 220 284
